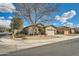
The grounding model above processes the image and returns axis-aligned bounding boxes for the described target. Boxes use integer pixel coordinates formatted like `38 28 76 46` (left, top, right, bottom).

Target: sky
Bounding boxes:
0 3 79 28
52 3 79 28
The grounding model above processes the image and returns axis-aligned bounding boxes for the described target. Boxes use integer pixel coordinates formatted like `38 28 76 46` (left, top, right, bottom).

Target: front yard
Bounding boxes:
21 35 61 40
0 34 79 55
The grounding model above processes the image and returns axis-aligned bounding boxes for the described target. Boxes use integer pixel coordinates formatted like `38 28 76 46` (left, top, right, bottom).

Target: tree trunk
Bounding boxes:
12 29 18 39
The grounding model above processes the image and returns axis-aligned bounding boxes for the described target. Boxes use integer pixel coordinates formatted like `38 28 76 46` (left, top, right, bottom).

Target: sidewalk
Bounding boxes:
0 35 79 55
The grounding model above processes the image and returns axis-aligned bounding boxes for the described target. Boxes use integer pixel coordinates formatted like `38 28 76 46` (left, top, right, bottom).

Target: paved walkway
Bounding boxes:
0 35 79 55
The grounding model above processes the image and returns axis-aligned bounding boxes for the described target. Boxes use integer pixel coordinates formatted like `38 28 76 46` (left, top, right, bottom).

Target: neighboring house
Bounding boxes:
45 25 57 35
74 27 79 34
57 26 75 35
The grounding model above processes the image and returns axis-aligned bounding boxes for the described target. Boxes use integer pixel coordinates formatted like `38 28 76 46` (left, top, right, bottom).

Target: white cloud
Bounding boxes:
8 16 13 19
0 20 11 28
63 22 74 28
0 3 15 13
55 10 76 23
76 24 79 28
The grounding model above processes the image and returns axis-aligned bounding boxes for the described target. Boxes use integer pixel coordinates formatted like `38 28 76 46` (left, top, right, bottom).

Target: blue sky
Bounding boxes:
51 3 79 27
0 3 79 28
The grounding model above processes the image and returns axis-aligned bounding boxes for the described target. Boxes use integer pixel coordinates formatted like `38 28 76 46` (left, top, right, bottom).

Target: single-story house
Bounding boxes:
23 25 39 35
23 24 45 35
23 24 57 35
45 25 57 35
56 26 75 35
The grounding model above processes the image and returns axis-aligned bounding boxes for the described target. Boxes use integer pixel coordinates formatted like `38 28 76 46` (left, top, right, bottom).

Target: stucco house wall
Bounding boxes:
57 27 75 35
45 26 56 35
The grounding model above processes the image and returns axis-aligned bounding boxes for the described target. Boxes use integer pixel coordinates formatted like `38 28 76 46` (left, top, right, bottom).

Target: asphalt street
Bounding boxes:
0 32 11 38
1 37 79 56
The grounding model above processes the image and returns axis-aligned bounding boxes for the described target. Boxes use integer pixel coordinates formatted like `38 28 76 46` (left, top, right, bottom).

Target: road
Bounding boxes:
0 32 11 38
1 37 79 56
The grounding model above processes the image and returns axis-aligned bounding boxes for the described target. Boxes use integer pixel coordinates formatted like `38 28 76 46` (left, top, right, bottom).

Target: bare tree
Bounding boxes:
13 3 60 25
13 3 60 35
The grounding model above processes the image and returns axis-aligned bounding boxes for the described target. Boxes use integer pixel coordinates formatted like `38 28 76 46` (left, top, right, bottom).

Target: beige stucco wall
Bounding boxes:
45 26 56 35
64 30 69 35
71 29 75 34
28 26 39 35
